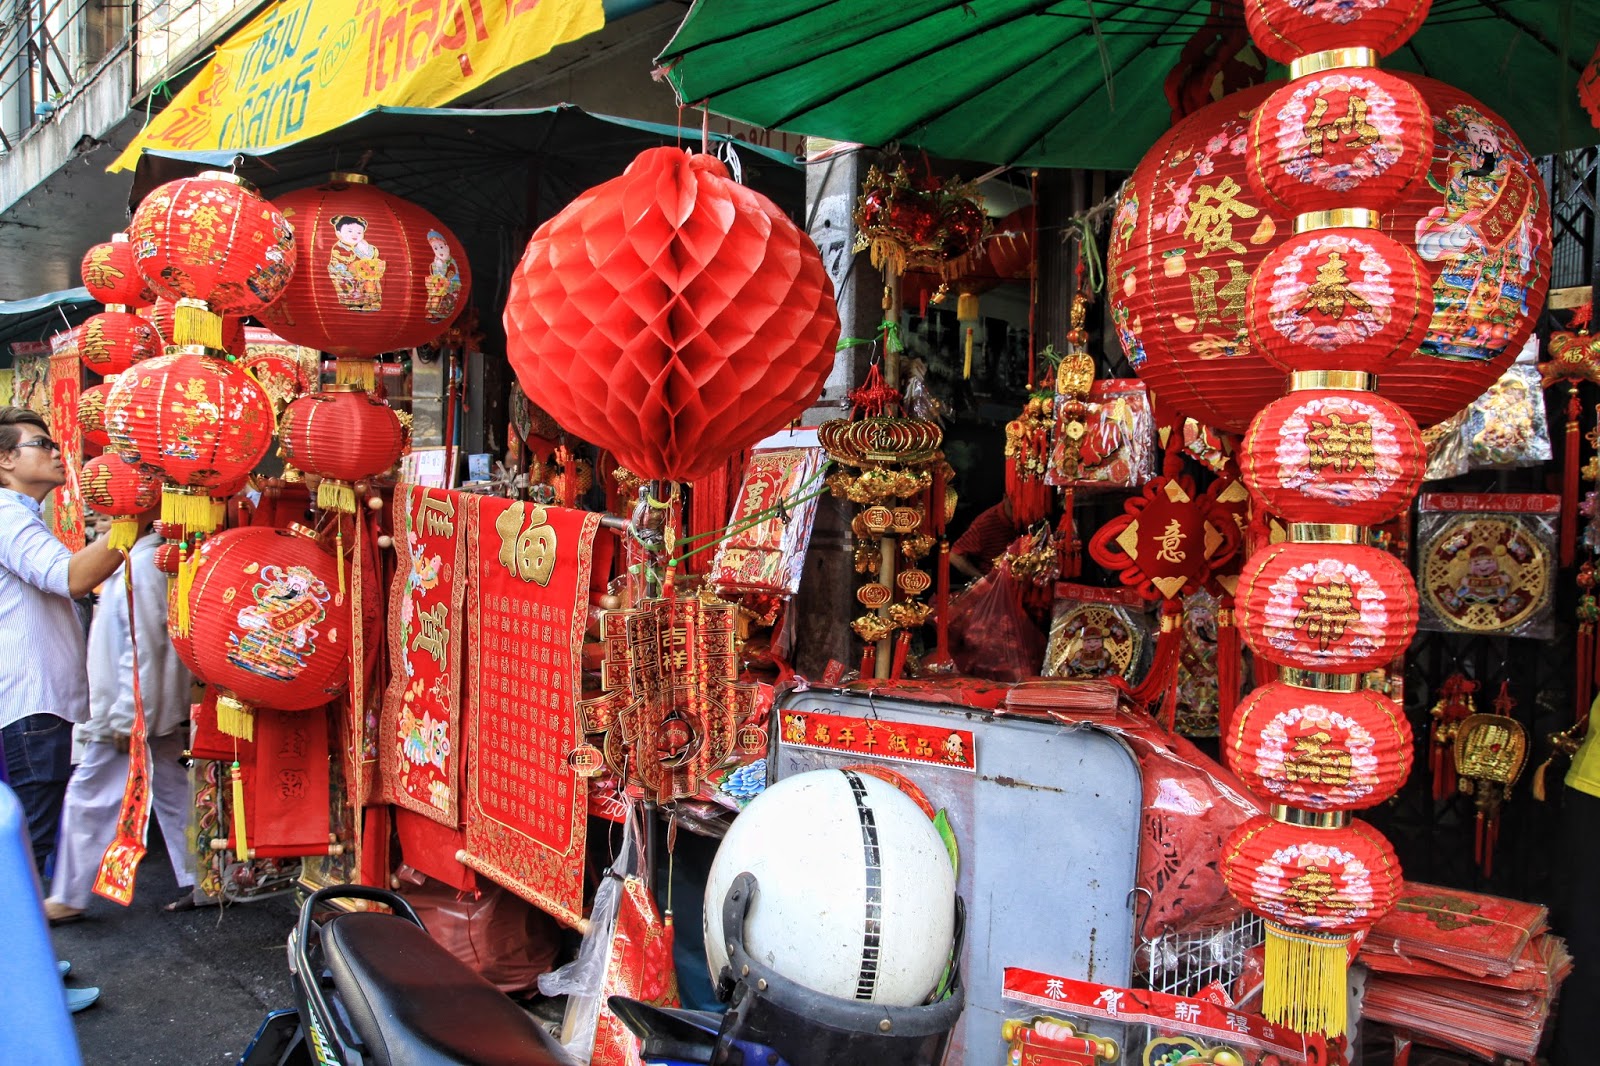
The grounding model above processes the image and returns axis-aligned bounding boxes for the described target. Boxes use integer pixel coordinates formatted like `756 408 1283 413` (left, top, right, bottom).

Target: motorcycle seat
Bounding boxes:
322 911 574 1066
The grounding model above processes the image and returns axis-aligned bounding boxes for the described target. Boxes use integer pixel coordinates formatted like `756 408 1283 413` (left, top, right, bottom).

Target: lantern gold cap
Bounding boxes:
329 172 371 185
1289 370 1375 392
286 522 320 542
321 382 367 394
1289 522 1364 544
1270 805 1352 829
1289 47 1378 79
110 232 129 243
1295 209 1380 234
1281 667 1363 692
197 170 261 195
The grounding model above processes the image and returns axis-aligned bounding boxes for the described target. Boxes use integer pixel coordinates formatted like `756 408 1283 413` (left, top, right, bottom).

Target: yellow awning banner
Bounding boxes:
111 0 605 172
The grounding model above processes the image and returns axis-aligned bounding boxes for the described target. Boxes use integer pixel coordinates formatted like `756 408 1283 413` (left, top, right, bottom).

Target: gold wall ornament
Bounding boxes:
1453 681 1530 878
493 500 556 585
1419 513 1551 634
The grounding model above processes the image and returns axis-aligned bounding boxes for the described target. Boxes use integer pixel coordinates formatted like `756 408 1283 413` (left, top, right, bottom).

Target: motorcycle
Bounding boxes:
238 885 576 1066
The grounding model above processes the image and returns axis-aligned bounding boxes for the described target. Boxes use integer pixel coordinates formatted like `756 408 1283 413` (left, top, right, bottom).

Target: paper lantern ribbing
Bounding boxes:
79 382 114 449
79 311 160 377
1108 75 1549 431
1227 681 1414 809
1241 389 1424 523
262 174 471 384
1223 815 1402 932
177 525 349 740
503 147 841 482
278 386 407 512
81 454 161 551
81 234 156 307
1243 0 1432 65
103 348 276 530
1237 540 1418 673
128 171 295 349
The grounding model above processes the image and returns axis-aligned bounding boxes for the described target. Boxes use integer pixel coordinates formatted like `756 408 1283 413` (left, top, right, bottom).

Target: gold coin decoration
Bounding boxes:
1043 604 1144 681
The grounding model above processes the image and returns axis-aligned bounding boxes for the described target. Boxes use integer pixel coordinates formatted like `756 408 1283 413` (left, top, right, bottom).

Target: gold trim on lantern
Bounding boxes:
198 170 261 195
1289 370 1374 392
320 382 366 394
286 522 322 542
1289 522 1364 544
1280 668 1363 693
329 171 371 185
1269 805 1353 829
1288 47 1378 79
103 303 129 314
1294 208 1380 233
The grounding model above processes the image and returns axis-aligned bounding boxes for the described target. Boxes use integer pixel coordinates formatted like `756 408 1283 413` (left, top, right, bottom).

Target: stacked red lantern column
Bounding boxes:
1226 1 1437 1038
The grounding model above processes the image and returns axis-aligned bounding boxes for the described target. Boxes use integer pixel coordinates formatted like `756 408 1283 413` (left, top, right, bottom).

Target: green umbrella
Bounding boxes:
657 0 1600 169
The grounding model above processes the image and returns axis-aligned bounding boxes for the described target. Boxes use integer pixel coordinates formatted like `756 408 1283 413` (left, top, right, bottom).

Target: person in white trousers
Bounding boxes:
45 522 195 922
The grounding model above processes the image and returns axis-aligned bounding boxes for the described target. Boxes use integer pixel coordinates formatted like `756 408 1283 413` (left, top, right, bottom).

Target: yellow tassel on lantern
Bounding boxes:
216 693 255 743
957 291 980 380
173 298 224 350
163 486 223 535
318 479 358 514
335 358 378 391
229 759 249 862
1263 922 1350 1037
174 543 202 637
963 327 974 379
107 516 140 552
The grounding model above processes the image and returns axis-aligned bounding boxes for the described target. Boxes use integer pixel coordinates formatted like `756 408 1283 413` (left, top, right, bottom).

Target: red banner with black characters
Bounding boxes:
461 496 611 927
380 486 468 827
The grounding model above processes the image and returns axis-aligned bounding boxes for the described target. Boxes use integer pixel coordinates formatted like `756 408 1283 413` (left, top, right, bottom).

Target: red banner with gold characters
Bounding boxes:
461 496 610 927
47 347 85 551
778 707 976 772
381 486 467 827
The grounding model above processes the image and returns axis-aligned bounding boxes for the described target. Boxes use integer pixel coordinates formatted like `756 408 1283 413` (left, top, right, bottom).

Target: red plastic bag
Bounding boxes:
948 564 1047 681
403 876 562 995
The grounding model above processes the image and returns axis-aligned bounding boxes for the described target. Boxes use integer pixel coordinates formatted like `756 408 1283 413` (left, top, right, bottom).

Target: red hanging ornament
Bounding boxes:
986 205 1035 280
78 311 161 378
81 453 161 551
78 381 115 450
1541 327 1600 567
80 233 156 307
143 298 245 355
1426 672 1477 802
1582 42 1600 130
1244 0 1432 65
278 386 406 514
504 147 840 482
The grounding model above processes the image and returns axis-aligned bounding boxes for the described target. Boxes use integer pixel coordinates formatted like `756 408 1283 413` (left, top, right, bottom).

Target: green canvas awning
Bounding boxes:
657 0 1600 169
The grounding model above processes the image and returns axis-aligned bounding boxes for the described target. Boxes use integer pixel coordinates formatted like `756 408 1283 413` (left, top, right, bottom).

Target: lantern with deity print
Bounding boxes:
78 381 115 450
78 310 161 377
128 171 295 350
80 233 156 308
504 147 840 482
81 453 161 551
177 524 348 740
278 386 407 513
263 174 472 388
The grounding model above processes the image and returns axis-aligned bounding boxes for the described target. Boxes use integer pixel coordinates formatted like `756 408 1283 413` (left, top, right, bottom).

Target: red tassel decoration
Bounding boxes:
1562 386 1582 568
890 631 913 680
1577 564 1597 720
1428 674 1476 802
1055 493 1080 579
1215 595 1241 736
1129 601 1186 730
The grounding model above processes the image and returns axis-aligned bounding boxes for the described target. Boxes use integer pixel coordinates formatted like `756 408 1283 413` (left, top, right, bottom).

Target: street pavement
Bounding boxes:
49 825 295 1066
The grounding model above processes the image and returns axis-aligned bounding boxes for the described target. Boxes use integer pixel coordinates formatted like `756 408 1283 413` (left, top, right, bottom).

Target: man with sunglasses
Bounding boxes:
0 407 132 882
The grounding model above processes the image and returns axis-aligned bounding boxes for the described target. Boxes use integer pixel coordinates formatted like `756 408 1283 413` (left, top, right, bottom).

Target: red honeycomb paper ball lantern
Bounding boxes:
1226 681 1414 809
1247 67 1432 216
1245 0 1432 66
1241 389 1424 524
178 525 349 737
79 311 161 377
78 381 115 449
278 386 406 512
262 174 471 356
1108 75 1550 431
1246 229 1432 374
503 147 841 482
129 171 296 318
81 453 162 551
1238 540 1417 672
1223 815 1402 933
81 233 156 306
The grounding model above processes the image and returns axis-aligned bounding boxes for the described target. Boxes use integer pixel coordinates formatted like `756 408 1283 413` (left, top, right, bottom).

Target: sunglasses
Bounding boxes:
16 437 61 453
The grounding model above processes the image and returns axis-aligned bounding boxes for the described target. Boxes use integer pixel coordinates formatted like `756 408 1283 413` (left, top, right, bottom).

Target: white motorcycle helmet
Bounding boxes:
704 767 957 1007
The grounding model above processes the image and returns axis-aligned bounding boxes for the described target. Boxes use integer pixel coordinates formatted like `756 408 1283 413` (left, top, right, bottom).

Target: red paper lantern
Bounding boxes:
1238 540 1417 672
128 172 295 347
81 453 161 551
1223 815 1402 932
1109 75 1550 431
261 174 471 360
504 147 841 481
78 310 161 377
78 381 115 449
103 348 276 530
1227 681 1413 809
278 386 406 512
1581 43 1600 130
1247 67 1431 216
1241 389 1424 523
1246 229 1432 373
81 233 156 306
1244 0 1431 65
987 205 1035 280
177 525 349 739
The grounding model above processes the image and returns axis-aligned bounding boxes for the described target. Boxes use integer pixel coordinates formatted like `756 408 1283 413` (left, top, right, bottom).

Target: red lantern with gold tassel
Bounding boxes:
78 311 160 378
278 386 406 514
81 454 161 551
128 172 296 350
176 525 349 740
143 298 246 355
81 232 156 307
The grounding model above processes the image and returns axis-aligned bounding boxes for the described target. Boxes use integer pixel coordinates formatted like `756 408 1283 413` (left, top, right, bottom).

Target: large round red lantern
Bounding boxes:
1241 388 1424 523
128 172 295 348
1244 0 1431 65
81 453 161 551
81 233 156 307
504 147 841 482
1237 540 1417 672
178 525 349 740
262 174 471 371
1226 681 1413 809
79 310 160 377
1223 815 1402 932
278 386 406 512
1108 75 1550 431
103 348 276 530
78 381 115 449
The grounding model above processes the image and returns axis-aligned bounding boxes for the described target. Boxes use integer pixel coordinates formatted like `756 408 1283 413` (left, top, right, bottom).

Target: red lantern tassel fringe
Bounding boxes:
1216 598 1240 734
1005 457 1050 528
1055 496 1079 579
1562 387 1582 569
1130 601 1185 730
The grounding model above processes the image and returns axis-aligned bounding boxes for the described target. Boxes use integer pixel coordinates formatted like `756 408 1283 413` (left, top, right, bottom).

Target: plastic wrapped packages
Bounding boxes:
1174 588 1222 739
1048 378 1157 491
1416 493 1559 638
1464 359 1551 468
709 446 827 596
1042 583 1152 683
1422 407 1471 482
947 557 1048 681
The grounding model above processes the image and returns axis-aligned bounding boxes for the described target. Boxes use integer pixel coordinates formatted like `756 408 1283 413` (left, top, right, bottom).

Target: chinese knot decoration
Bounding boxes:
503 147 840 482
1541 320 1600 566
